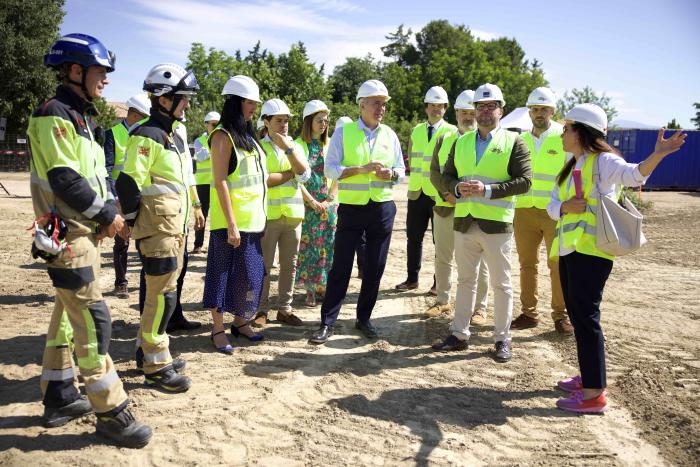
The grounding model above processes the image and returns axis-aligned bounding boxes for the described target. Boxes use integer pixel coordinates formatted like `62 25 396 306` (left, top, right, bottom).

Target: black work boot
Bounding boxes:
144 366 192 393
43 395 93 428
136 347 186 374
96 408 152 449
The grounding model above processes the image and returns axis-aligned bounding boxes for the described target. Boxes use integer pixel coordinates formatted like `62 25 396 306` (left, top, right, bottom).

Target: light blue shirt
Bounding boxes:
454 127 499 199
324 117 405 182
194 132 209 162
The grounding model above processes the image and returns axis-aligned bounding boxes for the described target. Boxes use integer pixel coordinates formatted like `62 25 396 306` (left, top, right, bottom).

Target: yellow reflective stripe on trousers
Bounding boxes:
46 311 74 348
143 294 165 344
41 367 76 381
86 369 120 394
77 308 103 370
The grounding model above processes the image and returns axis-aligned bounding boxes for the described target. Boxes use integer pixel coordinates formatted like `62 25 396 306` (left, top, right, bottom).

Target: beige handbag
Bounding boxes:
593 157 646 256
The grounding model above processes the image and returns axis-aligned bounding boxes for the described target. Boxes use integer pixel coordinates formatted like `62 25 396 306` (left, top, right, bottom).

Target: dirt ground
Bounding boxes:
0 171 698 466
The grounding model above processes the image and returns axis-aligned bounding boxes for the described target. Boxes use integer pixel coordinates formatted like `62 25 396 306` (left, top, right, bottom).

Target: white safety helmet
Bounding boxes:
125 92 150 116
424 86 449 105
473 83 505 107
356 79 390 103
454 90 476 110
564 103 608 135
143 63 199 97
261 98 292 118
303 100 330 119
221 75 260 102
335 116 352 130
526 87 557 108
204 111 221 123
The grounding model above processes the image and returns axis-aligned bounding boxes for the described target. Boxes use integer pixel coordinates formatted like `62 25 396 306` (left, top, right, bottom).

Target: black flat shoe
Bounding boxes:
166 318 202 333
309 325 333 345
355 320 378 339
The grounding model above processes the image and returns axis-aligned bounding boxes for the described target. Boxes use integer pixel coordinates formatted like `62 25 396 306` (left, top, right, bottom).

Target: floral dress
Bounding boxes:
295 139 337 294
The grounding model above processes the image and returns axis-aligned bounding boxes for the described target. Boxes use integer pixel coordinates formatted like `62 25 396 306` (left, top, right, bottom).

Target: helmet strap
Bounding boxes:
156 94 183 122
66 65 92 102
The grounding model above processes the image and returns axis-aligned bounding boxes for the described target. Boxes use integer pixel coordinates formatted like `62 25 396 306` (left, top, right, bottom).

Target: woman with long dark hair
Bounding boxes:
548 103 686 413
203 75 267 353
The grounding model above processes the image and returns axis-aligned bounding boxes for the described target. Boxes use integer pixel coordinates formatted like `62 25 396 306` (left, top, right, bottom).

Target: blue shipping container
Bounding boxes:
608 129 700 190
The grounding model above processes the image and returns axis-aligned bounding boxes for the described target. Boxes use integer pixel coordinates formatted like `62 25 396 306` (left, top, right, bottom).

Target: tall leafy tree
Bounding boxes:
0 0 65 136
556 86 618 122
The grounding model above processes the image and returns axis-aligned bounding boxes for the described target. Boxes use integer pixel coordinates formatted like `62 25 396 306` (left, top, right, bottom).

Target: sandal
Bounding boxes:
304 291 316 308
211 330 234 355
231 322 264 342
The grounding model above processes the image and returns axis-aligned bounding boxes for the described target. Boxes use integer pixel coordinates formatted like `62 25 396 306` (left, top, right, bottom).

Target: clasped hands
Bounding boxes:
457 180 486 198
362 160 392 180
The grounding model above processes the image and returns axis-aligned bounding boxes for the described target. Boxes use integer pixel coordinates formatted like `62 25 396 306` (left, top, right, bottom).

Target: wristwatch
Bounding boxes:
390 169 399 182
284 147 294 155
192 201 202 208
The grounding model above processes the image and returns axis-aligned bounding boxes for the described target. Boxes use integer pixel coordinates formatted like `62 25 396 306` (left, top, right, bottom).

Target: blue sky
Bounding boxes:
61 0 700 127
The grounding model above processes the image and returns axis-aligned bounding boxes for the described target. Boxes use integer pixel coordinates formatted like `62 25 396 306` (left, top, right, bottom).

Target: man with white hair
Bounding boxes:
309 80 405 345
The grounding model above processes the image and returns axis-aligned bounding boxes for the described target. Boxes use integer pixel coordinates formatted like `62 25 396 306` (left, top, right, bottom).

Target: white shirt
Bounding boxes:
324 117 405 181
547 151 649 256
194 132 210 162
529 121 563 154
173 123 196 187
262 135 311 183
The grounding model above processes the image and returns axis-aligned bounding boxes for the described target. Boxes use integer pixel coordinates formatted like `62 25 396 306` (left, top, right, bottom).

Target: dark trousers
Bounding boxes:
321 201 396 326
356 232 366 274
406 192 434 283
113 234 129 287
559 251 613 389
139 236 189 323
193 184 211 249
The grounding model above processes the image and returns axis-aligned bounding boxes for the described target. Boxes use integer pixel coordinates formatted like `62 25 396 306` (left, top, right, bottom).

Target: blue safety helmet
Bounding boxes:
44 33 116 72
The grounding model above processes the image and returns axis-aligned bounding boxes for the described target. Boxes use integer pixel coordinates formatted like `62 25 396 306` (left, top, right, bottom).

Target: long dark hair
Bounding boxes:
219 95 258 152
556 122 619 186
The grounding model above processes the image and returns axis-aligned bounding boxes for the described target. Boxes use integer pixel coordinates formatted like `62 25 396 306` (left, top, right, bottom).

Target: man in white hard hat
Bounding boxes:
434 83 531 362
396 86 456 294
511 87 573 335
426 90 490 323
191 111 220 254
309 79 405 345
104 92 150 299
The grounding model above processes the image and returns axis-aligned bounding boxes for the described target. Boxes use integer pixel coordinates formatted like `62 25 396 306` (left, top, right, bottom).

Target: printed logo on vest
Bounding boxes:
547 149 559 155
489 147 504 154
138 146 150 157
53 127 68 139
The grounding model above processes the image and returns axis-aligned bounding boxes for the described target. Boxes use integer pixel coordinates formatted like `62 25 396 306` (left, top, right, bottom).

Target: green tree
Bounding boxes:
328 55 380 103
666 118 681 129
93 98 118 130
691 103 700 130
0 0 65 136
556 86 618 123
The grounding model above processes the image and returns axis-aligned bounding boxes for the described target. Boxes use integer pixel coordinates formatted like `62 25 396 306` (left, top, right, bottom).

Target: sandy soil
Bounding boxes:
0 172 698 466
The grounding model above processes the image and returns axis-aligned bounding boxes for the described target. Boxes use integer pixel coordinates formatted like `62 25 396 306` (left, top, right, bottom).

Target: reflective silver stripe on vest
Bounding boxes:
422 155 432 162
459 175 503 184
85 369 120 394
411 167 423 174
142 182 186 196
144 350 171 364
369 181 393 189
410 152 423 158
41 368 76 381
279 179 298 189
196 168 211 174
339 183 368 191
456 196 514 209
268 198 304 206
82 195 105 218
533 173 557 182
226 174 264 190
531 190 554 198
113 164 125 172
561 220 597 236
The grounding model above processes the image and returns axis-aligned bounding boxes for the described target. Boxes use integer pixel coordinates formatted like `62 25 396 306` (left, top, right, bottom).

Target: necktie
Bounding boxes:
428 125 434 141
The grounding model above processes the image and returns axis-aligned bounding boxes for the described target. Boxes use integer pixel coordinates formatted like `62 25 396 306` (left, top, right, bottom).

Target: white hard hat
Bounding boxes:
125 92 150 116
204 111 221 123
564 103 608 135
302 100 330 119
526 87 557 108
454 90 475 110
335 116 352 130
222 75 260 102
473 83 505 107
261 98 292 117
356 79 390 103
424 86 449 105
143 63 199 97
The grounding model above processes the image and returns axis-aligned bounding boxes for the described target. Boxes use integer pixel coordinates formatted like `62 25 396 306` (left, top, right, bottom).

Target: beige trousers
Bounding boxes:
260 216 302 314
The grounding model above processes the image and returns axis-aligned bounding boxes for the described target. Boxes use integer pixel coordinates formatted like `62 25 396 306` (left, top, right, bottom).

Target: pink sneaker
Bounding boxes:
557 375 582 392
556 390 607 413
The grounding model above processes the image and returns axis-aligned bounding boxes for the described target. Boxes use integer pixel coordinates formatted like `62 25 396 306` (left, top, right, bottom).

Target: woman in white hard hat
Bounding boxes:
548 103 686 413
203 75 268 353
253 98 311 327
295 100 338 307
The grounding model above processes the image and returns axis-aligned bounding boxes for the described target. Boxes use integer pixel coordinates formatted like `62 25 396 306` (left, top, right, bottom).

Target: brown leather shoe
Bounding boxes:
114 284 129 299
510 314 539 329
424 303 452 318
276 311 303 326
395 280 418 291
555 318 574 335
251 312 268 328
470 309 488 326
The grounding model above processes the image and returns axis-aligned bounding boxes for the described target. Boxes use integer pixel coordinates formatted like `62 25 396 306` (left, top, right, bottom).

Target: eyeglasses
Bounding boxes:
314 117 329 124
475 103 500 111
